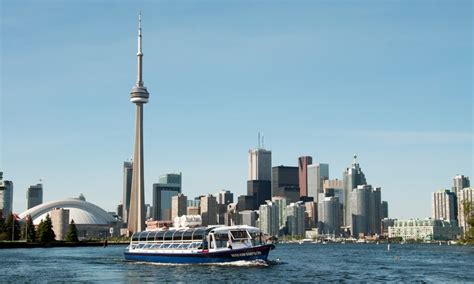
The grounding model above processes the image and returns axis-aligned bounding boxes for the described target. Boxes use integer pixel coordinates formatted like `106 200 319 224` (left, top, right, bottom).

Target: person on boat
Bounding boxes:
227 239 233 250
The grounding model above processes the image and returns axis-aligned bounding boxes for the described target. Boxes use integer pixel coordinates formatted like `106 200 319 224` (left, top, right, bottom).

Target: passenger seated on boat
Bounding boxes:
227 240 233 250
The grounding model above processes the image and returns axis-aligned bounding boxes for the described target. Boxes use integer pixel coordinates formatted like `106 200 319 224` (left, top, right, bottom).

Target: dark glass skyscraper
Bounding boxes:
122 161 133 224
27 183 43 209
272 166 300 203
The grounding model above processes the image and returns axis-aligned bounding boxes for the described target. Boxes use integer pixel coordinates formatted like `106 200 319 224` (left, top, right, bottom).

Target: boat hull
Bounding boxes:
124 244 275 264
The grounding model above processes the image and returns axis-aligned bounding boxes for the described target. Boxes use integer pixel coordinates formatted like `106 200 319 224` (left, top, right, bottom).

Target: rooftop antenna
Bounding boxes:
258 132 261 149
262 133 265 149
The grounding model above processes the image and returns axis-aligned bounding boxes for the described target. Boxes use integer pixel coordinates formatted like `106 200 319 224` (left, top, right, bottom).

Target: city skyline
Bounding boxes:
1 1 472 219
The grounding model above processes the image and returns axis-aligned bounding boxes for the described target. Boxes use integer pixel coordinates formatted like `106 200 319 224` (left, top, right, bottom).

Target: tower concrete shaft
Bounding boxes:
128 12 149 234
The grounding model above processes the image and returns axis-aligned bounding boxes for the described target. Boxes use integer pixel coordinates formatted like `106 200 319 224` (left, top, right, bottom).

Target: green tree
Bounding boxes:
65 219 79 242
37 214 55 243
21 215 36 242
5 214 21 241
462 200 474 242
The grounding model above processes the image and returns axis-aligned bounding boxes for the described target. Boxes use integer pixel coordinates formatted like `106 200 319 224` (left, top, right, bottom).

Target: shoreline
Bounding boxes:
0 241 129 249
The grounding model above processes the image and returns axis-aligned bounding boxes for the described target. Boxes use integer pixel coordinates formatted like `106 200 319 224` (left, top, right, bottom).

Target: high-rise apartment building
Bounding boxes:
307 164 329 202
239 210 257 227
453 175 470 195
350 185 381 237
286 202 305 237
259 200 279 237
27 183 43 209
343 156 367 227
237 195 254 212
272 166 300 203
122 161 133 224
298 156 313 197
318 196 341 235
458 187 473 236
0 172 13 217
432 189 457 221
272 196 288 231
171 193 187 220
152 183 180 221
214 190 234 205
304 201 318 229
200 194 218 226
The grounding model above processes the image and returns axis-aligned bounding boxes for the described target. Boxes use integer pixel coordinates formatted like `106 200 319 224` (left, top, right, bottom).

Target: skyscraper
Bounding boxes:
159 173 182 186
307 163 329 202
298 156 312 197
128 13 150 234
153 183 180 221
200 194 218 226
171 193 187 220
318 196 341 235
214 190 233 224
27 183 43 209
248 148 272 181
0 172 13 218
350 185 381 237
343 155 367 227
247 180 272 210
272 166 300 203
381 201 388 219
432 189 457 222
271 196 288 231
122 161 133 223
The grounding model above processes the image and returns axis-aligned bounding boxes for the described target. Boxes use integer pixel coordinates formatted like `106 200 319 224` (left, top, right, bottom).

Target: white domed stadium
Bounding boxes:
19 197 120 240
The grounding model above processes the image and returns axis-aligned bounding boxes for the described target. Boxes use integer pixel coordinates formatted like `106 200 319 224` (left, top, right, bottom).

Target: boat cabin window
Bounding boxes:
182 230 193 241
172 231 183 241
132 234 139 242
214 233 229 248
230 230 249 240
139 232 149 241
155 231 165 241
163 231 173 241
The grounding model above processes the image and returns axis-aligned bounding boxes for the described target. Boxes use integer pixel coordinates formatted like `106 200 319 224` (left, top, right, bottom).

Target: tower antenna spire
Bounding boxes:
136 11 143 86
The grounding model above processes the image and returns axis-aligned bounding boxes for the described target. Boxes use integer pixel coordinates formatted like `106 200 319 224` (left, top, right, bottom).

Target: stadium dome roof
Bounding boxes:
19 198 116 225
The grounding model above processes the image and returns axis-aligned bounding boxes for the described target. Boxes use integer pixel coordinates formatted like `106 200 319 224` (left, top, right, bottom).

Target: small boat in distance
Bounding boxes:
124 215 275 264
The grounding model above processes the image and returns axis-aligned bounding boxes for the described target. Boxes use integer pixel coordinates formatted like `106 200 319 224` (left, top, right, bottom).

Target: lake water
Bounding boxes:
1 243 473 282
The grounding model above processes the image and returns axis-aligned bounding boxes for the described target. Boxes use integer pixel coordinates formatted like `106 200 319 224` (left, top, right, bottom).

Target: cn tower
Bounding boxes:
128 12 149 234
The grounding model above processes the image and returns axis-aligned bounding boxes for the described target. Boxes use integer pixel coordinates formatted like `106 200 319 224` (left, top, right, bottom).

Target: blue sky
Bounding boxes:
1 0 472 219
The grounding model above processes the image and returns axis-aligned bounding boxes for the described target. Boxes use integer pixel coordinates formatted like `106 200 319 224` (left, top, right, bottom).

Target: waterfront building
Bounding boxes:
27 183 43 210
200 194 217 226
128 14 150 234
239 210 257 227
171 193 187 220
237 195 254 212
432 189 457 222
298 156 313 197
304 201 317 229
452 175 470 196
381 201 389 219
381 218 395 237
248 148 272 181
318 196 340 236
122 161 133 224
272 166 300 203
0 172 13 217
458 187 473 236
388 218 461 241
343 155 367 227
259 200 279 237
286 202 305 237
272 196 288 231
152 183 180 220
19 198 120 238
350 185 381 237
51 208 70 241
307 163 329 201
